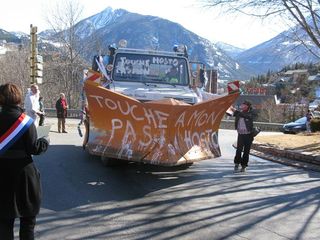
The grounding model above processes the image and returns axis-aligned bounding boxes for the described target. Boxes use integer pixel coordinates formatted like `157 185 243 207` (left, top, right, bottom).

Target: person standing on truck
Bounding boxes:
199 65 208 88
228 101 255 172
55 93 68 133
0 83 49 240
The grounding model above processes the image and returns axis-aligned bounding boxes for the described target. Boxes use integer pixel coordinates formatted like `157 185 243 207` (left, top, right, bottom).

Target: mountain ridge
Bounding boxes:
71 7 252 80
236 24 320 74
3 7 319 78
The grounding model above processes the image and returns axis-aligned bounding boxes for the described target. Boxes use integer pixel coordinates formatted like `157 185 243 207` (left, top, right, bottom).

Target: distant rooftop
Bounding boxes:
308 74 320 81
284 69 308 75
235 95 277 109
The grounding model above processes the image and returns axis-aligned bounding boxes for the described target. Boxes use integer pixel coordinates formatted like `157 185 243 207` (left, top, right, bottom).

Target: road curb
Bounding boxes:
251 143 320 172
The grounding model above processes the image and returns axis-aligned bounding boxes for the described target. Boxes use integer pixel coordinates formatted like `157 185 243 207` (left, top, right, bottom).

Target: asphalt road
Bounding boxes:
18 121 320 240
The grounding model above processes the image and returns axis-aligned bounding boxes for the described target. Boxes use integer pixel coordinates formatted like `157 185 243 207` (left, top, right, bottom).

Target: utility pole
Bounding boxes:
30 24 43 84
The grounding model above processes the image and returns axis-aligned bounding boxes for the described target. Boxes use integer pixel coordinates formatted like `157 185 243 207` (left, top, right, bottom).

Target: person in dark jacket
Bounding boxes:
228 101 255 172
0 83 49 240
38 96 45 126
55 93 68 133
305 109 313 133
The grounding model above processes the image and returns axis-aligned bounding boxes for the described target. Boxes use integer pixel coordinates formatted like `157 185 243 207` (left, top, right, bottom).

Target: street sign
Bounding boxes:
35 54 43 63
30 25 43 84
35 77 42 84
35 63 43 71
35 69 42 77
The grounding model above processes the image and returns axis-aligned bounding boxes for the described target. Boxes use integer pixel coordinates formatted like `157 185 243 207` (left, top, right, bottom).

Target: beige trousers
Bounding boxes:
58 118 66 132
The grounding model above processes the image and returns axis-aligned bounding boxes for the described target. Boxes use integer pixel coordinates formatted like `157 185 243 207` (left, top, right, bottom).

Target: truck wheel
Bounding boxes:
185 162 194 167
171 162 193 170
101 156 117 166
101 157 128 166
181 162 193 169
82 119 90 148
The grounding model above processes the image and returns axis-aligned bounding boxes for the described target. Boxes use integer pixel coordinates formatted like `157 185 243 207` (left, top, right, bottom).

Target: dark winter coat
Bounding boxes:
0 105 48 218
234 109 254 133
55 98 67 118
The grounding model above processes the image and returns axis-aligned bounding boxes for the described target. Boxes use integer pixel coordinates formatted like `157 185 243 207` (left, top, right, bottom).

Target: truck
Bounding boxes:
80 42 239 166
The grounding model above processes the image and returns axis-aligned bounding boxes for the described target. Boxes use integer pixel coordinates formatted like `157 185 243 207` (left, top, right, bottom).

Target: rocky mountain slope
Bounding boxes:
59 7 252 80
235 26 320 74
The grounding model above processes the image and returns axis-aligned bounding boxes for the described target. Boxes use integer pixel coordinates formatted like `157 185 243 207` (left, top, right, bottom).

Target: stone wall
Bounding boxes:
45 108 284 132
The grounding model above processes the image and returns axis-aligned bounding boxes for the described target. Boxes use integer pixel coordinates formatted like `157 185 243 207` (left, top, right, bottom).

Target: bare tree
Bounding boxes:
202 0 320 57
44 0 87 108
0 44 30 96
259 98 278 122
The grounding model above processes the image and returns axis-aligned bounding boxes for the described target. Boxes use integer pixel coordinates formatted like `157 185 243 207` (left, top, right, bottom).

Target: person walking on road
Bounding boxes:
55 93 68 133
0 83 49 240
228 101 255 172
306 109 313 133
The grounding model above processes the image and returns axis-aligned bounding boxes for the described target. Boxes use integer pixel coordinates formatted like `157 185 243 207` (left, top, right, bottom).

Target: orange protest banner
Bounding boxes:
84 81 239 166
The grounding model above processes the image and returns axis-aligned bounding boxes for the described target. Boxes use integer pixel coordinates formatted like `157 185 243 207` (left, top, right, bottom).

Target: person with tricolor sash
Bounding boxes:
0 83 49 240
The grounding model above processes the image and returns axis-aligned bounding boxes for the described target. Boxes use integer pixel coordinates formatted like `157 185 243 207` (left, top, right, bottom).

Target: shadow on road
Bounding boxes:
36 144 228 211
34 144 320 240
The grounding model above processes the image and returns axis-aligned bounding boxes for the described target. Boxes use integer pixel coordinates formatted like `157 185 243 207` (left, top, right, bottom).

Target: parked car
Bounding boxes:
282 117 307 134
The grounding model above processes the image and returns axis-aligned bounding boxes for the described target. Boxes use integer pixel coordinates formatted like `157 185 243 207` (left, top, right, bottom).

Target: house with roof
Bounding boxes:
308 74 320 98
284 69 309 83
308 74 320 82
234 94 278 110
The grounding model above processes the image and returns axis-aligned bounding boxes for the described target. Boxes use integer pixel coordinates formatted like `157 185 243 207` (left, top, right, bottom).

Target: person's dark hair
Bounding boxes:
0 83 22 106
243 100 252 109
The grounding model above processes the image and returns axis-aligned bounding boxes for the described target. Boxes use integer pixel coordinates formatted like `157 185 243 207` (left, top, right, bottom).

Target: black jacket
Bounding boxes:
0 105 48 218
234 109 254 133
55 98 67 118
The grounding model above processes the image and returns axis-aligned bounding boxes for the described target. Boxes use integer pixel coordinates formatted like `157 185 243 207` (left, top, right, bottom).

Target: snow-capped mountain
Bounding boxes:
236 26 320 74
9 31 28 39
215 42 246 59
38 29 56 39
3 7 320 79
1 8 252 80
67 7 252 80
0 29 21 43
74 7 127 39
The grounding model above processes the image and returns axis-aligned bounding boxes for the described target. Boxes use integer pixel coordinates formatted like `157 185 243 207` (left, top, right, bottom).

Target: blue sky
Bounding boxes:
0 0 288 49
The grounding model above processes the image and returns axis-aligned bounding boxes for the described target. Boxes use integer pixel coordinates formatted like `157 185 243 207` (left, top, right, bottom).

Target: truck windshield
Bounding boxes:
112 52 189 85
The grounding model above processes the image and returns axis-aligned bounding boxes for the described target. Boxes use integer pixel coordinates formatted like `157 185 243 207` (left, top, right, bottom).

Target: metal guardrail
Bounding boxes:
220 119 283 132
44 108 82 119
44 109 283 132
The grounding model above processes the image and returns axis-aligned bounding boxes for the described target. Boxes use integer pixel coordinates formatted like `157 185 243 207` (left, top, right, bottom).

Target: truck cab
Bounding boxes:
92 45 201 104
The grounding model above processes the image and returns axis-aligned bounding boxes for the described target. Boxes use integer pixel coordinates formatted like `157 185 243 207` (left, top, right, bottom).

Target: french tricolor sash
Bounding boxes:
0 113 34 155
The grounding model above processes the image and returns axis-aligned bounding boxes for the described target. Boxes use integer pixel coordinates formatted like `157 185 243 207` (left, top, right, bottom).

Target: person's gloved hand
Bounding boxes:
35 137 49 154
